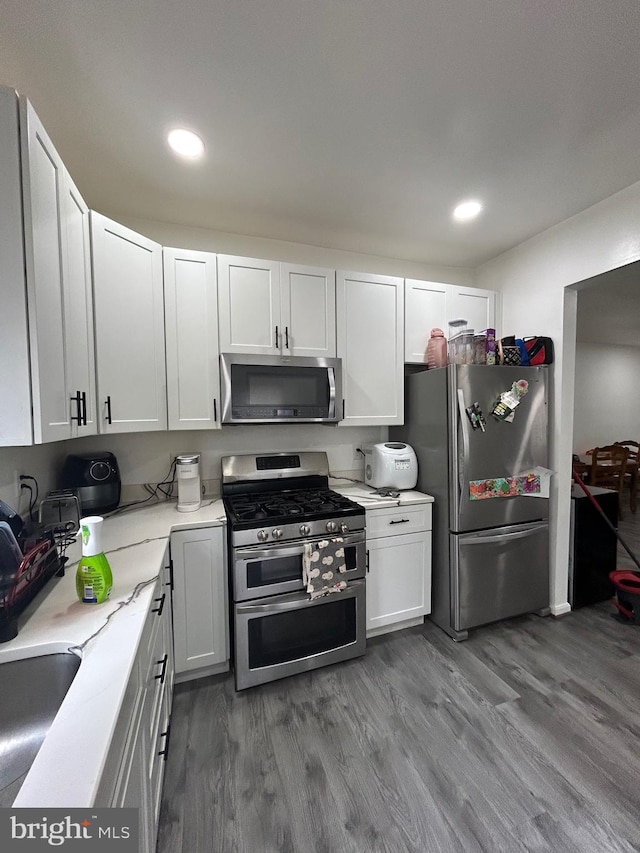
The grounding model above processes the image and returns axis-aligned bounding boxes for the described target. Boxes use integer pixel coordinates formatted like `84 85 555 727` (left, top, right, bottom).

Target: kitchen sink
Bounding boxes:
0 652 81 806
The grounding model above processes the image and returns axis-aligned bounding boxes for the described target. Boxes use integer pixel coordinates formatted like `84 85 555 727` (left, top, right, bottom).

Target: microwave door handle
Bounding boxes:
328 367 336 419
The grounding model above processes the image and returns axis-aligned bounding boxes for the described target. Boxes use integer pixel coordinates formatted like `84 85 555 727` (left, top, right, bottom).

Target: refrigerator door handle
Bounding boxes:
456 388 470 495
461 524 547 545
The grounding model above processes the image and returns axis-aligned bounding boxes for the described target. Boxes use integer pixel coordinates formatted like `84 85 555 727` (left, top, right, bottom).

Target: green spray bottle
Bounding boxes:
76 516 113 604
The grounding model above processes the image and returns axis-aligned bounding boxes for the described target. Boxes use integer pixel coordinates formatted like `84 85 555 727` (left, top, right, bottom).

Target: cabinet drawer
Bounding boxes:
366 504 431 539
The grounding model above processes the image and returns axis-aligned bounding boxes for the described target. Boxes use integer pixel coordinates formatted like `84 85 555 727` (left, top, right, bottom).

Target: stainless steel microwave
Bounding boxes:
220 354 343 424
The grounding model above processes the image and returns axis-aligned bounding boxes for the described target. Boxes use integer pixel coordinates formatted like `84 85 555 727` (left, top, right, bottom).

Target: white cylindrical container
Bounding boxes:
79 515 105 556
176 454 201 512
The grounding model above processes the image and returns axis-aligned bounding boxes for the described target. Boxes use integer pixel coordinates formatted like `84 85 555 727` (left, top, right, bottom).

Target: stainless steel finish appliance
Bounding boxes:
222 451 366 689
220 354 343 424
391 365 549 640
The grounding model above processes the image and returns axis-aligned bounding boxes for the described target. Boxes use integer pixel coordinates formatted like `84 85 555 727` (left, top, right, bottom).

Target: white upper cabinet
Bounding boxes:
217 256 336 357
60 172 97 437
280 263 336 357
163 248 221 430
91 212 167 433
0 87 33 446
0 89 96 445
337 271 404 427
217 255 281 354
405 279 498 364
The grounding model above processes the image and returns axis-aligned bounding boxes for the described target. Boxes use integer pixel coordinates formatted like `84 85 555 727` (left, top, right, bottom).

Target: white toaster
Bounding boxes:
364 442 418 490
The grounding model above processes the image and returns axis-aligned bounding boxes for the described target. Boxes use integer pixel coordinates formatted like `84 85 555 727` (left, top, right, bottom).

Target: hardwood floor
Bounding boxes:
157 512 640 853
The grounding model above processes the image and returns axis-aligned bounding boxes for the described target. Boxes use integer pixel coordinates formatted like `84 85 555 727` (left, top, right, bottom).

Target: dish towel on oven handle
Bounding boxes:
302 537 348 599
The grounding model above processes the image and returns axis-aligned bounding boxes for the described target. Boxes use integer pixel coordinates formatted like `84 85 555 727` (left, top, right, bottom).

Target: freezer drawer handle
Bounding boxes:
462 526 546 545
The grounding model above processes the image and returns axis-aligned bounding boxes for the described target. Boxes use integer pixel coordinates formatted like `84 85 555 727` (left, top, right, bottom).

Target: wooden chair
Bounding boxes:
589 444 630 520
615 440 639 514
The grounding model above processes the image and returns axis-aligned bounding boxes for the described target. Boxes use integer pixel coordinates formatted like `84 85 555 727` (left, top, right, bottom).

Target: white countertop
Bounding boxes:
1 497 226 808
330 479 434 509
2 484 433 807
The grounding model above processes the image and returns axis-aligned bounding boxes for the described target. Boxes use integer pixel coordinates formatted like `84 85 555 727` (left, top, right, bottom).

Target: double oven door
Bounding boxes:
232 531 366 690
232 532 365 600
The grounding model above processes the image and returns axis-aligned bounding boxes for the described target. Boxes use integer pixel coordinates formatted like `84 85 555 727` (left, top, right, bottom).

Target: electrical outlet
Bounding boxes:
353 446 364 465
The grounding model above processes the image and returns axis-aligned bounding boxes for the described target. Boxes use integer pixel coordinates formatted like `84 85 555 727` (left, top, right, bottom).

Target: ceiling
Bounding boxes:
1 1 640 268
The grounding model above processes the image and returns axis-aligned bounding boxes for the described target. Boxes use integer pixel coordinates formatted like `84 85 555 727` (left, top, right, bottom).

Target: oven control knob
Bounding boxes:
272 528 283 540
326 521 339 533
340 523 349 534
257 529 269 542
299 524 311 536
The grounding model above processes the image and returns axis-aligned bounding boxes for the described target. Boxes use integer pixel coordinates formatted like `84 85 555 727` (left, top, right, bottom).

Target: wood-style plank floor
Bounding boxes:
157 510 640 853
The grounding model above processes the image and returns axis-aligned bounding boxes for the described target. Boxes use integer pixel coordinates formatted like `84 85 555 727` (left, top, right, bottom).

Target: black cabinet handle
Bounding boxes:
154 653 168 684
366 549 370 573
158 723 171 761
213 397 218 422
275 325 279 348
105 395 112 425
71 391 82 423
285 326 289 348
389 519 410 525
81 391 87 426
166 561 174 592
152 593 165 616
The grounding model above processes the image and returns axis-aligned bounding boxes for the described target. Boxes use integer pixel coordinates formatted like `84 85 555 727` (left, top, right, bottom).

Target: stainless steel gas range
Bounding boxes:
222 451 366 690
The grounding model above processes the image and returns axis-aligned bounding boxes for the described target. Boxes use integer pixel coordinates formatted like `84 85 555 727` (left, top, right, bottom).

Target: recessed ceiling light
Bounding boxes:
167 128 205 159
452 199 483 222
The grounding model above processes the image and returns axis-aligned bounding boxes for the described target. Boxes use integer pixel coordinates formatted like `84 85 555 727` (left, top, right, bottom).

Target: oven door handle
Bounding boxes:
235 533 364 559
236 580 364 613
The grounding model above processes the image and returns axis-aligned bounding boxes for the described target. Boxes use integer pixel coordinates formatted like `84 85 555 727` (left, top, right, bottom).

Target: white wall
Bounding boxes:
573 342 640 455
113 214 476 287
477 179 640 615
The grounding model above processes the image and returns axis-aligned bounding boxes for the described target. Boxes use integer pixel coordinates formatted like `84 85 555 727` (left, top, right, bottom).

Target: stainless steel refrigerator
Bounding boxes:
391 364 550 640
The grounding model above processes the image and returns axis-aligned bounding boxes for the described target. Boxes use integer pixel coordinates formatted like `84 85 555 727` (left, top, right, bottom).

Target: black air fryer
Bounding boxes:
59 452 121 514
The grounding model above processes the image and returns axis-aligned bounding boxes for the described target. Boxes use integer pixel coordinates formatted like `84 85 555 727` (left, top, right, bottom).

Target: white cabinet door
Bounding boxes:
20 99 71 443
0 86 32 446
171 526 229 674
405 279 498 364
281 263 336 357
164 248 221 430
366 531 432 632
447 285 497 336
0 88 96 445
91 212 167 433
61 172 97 437
217 255 281 354
404 279 448 363
337 271 404 426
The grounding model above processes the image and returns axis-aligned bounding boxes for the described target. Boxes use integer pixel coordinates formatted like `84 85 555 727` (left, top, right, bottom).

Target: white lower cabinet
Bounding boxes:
100 557 174 853
365 504 432 635
171 525 230 678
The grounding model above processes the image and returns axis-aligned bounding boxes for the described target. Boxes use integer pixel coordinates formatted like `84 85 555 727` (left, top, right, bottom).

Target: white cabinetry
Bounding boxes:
218 255 336 357
0 87 96 444
171 525 229 678
405 280 497 363
164 248 221 430
99 558 174 853
365 503 432 635
337 271 404 426
91 212 167 433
